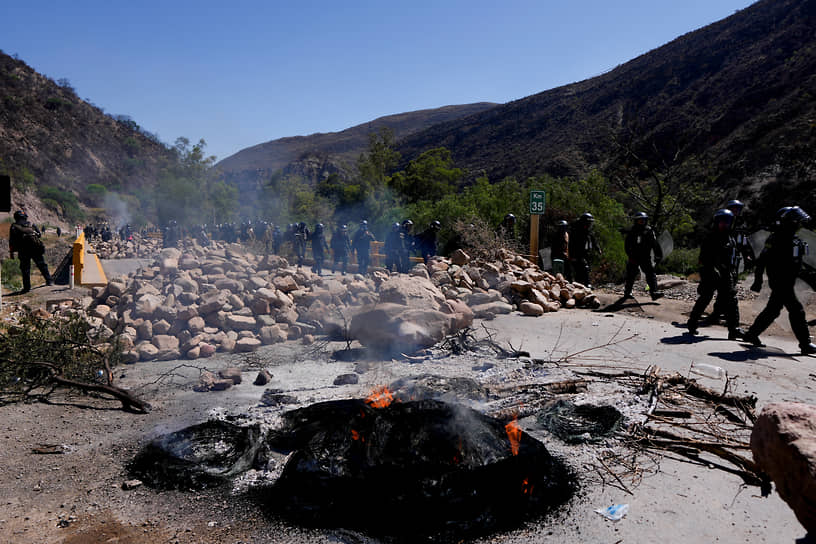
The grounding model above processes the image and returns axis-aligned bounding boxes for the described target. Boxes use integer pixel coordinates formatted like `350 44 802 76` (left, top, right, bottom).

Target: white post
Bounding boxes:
69 265 75 289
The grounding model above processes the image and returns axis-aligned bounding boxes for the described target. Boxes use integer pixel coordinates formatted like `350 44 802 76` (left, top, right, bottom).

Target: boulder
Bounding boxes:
450 249 471 266
253 369 273 386
218 367 243 384
226 314 257 331
137 343 159 362
235 337 262 352
442 298 474 330
519 301 545 316
350 303 451 354
470 301 515 319
259 325 288 345
377 276 446 311
751 402 816 534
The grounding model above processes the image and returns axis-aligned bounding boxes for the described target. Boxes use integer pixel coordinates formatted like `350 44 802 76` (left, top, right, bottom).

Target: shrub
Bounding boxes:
659 247 700 277
1 258 22 290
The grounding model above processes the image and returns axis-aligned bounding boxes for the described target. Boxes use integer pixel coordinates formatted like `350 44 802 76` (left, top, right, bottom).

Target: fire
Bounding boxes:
365 386 395 408
505 418 522 456
351 429 363 442
521 477 534 495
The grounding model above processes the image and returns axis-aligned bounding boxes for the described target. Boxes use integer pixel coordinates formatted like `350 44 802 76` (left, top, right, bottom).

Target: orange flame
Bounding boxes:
351 429 362 441
365 386 395 408
505 418 522 456
521 477 533 495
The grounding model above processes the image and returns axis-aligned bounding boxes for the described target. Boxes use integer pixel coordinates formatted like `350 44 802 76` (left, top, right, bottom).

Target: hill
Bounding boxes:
0 51 174 226
216 103 497 188
396 0 816 219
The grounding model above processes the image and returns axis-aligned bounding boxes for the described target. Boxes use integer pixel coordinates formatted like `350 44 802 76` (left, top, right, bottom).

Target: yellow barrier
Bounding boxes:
72 232 107 286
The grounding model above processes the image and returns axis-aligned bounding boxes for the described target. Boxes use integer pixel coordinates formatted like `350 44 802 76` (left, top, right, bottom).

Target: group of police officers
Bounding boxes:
8 199 814 353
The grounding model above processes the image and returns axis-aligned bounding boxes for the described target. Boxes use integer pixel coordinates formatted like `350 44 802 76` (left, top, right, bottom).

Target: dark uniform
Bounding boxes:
352 221 376 275
687 209 743 339
400 220 414 273
623 212 663 300
293 222 309 267
310 223 329 275
568 213 601 287
415 221 441 265
9 211 52 293
709 199 755 324
272 226 282 255
744 206 815 354
550 220 569 274
384 223 402 273
330 225 352 275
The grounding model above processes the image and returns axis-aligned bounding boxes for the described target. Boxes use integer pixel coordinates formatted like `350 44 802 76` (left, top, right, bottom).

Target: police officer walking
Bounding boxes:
310 223 329 275
293 222 309 268
568 212 602 287
743 206 815 354
330 224 352 275
415 220 441 265
352 220 376 275
708 199 755 324
400 220 414 273
686 209 744 340
384 222 402 273
623 212 664 300
9 210 52 293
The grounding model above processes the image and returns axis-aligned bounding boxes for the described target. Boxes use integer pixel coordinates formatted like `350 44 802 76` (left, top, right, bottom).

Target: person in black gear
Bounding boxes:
686 209 745 340
9 210 52 293
310 223 329 275
708 199 756 325
384 222 402 273
550 220 570 272
568 212 602 287
743 206 815 355
416 220 441 265
293 222 309 268
272 225 282 255
331 224 352 275
352 220 376 275
400 219 414 273
623 212 664 300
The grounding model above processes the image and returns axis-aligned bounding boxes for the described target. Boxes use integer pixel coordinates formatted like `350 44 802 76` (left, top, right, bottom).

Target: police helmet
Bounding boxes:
13 210 27 222
392 222 401 231
315 223 324 232
341 224 348 231
556 220 568 227
713 209 735 225
726 199 744 213
430 220 441 230
504 213 516 222
360 220 368 226
580 212 595 223
632 211 648 222
782 206 811 226
299 221 307 229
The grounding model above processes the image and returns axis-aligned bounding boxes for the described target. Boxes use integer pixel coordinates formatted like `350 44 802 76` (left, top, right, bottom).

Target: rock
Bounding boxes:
91 304 111 319
377 276 447 311
152 319 171 335
199 343 216 357
186 346 201 359
253 369 273 386
226 314 257 331
122 479 143 490
187 316 206 334
218 367 243 384
519 301 545 316
235 337 262 352
442 298 474 330
259 325 288 345
470 301 515 319
152 334 179 351
751 402 816 534
211 379 234 391
450 249 471 266
121 350 140 364
273 275 299 293
333 373 359 386
350 303 451 353
134 293 162 318
302 334 315 345
137 343 159 361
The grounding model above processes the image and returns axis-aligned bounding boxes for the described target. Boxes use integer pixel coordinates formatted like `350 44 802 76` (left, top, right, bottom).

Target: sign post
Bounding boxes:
529 191 546 263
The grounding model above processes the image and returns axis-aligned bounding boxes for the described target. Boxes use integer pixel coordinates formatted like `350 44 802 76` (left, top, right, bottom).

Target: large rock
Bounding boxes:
377 276 446 311
751 402 816 534
350 303 451 354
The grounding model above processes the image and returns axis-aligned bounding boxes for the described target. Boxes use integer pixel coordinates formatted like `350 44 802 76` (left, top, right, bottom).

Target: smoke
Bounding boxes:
103 192 132 229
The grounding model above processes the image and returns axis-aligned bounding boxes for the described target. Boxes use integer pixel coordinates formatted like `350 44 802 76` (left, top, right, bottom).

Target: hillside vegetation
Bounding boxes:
397 0 816 223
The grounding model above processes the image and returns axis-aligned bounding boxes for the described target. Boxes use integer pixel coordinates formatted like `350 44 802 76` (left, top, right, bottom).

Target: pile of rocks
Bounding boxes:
423 248 600 317
90 234 163 260
85 243 599 363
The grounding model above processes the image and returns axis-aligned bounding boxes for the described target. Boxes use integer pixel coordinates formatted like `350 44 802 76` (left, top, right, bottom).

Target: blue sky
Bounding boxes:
3 1 756 162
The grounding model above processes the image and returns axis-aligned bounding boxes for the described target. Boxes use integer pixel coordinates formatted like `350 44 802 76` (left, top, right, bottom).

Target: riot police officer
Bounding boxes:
416 220 441 265
400 219 414 273
687 209 744 340
384 222 402 273
310 223 329 275
708 199 756 324
352 220 376 275
550 219 570 272
744 206 815 354
568 212 602 287
9 210 52 293
623 212 664 300
293 222 309 267
331 224 352 275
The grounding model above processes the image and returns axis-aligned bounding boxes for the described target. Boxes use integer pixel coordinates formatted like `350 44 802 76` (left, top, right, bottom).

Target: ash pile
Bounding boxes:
86 242 601 366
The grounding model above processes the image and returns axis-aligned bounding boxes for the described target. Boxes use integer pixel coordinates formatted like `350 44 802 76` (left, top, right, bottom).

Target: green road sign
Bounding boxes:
530 190 546 215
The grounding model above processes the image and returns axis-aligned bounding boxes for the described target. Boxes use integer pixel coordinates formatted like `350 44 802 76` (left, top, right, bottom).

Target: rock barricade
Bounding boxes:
87 242 599 362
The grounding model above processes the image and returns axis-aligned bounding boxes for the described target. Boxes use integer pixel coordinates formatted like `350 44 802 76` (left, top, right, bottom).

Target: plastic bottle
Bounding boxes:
690 362 726 379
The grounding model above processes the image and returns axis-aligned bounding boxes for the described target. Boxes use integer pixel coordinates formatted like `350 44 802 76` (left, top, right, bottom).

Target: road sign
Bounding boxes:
529 190 546 215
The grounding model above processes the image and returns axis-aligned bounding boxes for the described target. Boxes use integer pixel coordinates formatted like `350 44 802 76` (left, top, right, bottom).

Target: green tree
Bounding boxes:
357 127 400 189
389 147 462 204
